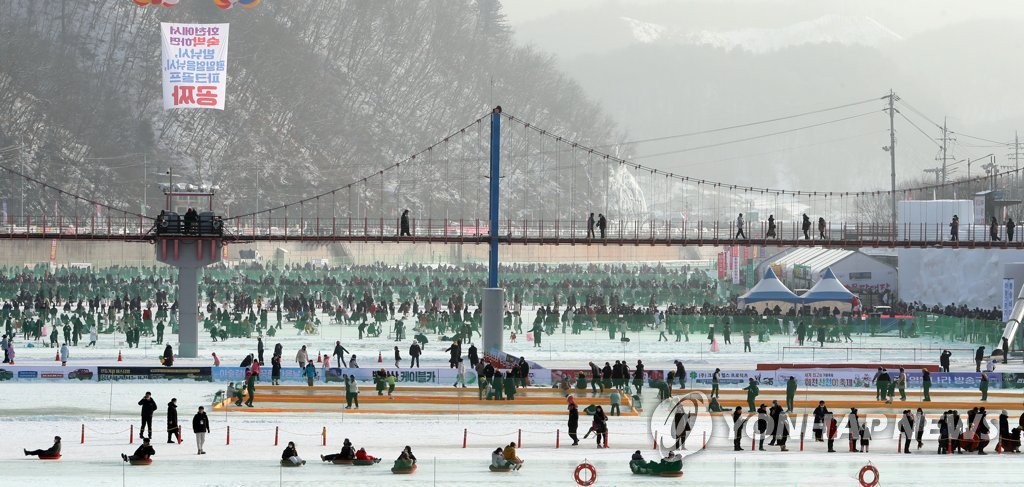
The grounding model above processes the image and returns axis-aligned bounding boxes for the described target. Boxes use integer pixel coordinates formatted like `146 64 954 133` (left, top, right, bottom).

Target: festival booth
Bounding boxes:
800 268 857 312
738 268 801 313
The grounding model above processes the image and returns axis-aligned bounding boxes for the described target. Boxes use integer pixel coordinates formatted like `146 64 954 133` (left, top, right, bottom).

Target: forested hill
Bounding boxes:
0 1 637 221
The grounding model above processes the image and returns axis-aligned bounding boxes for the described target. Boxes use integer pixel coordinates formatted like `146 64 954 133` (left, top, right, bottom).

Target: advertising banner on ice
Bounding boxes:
688 369 777 387
0 365 97 382
212 366 479 385
98 366 212 382
161 23 229 110
778 368 875 389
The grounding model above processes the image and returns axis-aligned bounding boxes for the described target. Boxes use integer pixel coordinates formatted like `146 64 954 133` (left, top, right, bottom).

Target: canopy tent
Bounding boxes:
738 268 801 311
800 267 856 310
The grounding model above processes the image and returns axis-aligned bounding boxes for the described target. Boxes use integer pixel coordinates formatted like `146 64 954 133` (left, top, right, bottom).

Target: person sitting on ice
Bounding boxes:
24 436 61 457
355 447 377 462
491 447 512 469
502 441 523 470
661 450 683 465
630 450 645 464
282 441 305 466
229 382 245 407
395 446 416 468
121 437 155 463
321 438 356 462
349 354 359 368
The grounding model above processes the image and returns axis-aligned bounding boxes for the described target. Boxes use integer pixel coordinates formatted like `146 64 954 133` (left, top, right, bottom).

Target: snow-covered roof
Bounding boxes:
769 247 855 276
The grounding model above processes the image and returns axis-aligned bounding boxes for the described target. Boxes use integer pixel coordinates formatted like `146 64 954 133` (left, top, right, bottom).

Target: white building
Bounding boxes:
756 247 897 294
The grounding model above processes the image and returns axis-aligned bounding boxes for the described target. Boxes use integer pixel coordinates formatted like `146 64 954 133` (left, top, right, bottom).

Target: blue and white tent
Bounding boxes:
738 268 801 310
800 267 856 309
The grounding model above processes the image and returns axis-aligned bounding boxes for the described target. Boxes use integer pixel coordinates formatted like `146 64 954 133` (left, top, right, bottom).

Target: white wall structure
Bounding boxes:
897 199 974 240
898 248 1024 308
757 247 896 291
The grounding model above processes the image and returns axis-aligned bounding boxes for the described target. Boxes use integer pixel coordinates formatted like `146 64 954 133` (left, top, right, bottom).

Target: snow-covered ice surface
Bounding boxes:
2 310 1020 485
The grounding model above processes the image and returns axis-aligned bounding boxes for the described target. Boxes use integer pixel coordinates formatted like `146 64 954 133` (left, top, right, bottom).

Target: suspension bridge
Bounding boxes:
2 104 1023 249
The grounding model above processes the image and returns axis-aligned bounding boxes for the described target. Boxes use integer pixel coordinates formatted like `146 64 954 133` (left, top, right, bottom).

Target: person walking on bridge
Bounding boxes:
597 214 607 239
735 213 746 239
766 214 777 238
587 213 595 239
950 215 960 241
400 209 411 237
1007 217 1016 242
801 214 811 240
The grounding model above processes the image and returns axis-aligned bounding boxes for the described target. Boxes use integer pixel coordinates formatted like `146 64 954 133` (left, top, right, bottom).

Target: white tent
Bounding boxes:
801 267 856 310
739 268 801 311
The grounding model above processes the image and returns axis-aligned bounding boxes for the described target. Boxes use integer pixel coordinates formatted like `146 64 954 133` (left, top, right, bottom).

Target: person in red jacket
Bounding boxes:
355 447 376 461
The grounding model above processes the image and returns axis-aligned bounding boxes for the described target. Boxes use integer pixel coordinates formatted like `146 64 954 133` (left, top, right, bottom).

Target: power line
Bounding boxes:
896 112 942 149
633 111 881 160
613 96 882 146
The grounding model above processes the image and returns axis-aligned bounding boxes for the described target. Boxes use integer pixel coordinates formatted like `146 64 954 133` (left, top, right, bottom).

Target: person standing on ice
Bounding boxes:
166 398 181 444
593 405 609 448
940 349 952 373
138 392 158 440
454 358 466 388
333 340 349 368
192 406 209 454
711 368 721 398
567 395 580 446
847 408 860 452
975 346 985 373
59 343 69 366
394 346 402 368
756 403 768 451
296 345 309 369
785 376 797 412
304 362 318 387
812 401 829 442
732 406 746 451
743 378 760 412
409 341 421 368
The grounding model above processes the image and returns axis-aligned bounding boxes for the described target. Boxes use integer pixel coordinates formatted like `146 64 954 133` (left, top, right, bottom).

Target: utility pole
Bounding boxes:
936 117 954 184
886 91 898 233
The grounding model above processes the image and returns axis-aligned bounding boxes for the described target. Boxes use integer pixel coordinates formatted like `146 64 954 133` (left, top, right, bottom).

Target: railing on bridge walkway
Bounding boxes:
2 215 1022 247
779 346 975 363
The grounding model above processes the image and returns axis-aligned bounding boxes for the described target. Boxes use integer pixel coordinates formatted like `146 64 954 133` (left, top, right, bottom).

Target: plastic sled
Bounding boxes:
352 458 381 466
129 458 153 466
37 453 61 460
630 460 682 476
391 463 417 474
489 465 515 472
280 459 304 467
331 458 355 465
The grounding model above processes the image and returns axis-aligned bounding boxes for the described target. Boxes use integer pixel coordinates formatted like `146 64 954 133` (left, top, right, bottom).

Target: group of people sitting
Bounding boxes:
491 442 524 470
629 450 683 474
316 438 415 468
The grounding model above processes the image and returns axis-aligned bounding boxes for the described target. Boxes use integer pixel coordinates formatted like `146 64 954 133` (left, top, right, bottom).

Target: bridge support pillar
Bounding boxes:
482 288 504 354
155 237 222 358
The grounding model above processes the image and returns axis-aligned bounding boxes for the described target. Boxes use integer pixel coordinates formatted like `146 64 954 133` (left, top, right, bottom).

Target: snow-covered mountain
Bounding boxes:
622 14 903 53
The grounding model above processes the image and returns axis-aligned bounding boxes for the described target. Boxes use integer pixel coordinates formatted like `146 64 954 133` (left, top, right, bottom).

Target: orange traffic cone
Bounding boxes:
117 350 123 362
317 353 323 364
378 351 383 363
55 351 60 362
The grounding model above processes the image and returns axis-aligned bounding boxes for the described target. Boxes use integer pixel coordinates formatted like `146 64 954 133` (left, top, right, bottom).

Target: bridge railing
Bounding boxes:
221 217 1012 243
0 215 153 237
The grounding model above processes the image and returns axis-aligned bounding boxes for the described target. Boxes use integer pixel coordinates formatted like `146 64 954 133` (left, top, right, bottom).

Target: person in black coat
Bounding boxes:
756 404 768 451
898 410 914 454
567 396 580 446
24 436 61 457
593 406 609 448
122 437 155 462
138 392 158 439
812 401 829 441
166 398 181 444
400 210 411 237
192 406 210 455
767 401 783 446
940 350 952 373
999 410 1011 452
976 346 985 373
977 408 991 454
801 213 811 240
257 337 265 364
240 354 254 368
162 344 174 367
467 344 479 369
732 406 746 451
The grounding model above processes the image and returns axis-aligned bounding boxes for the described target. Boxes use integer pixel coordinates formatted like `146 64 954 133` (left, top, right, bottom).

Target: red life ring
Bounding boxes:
858 464 879 487
574 462 597 486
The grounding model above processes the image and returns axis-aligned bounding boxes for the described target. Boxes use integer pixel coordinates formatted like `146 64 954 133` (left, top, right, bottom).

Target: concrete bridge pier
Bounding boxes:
155 237 222 358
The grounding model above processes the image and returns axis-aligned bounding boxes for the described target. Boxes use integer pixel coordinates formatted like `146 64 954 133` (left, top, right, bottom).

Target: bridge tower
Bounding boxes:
154 186 222 358
481 106 505 355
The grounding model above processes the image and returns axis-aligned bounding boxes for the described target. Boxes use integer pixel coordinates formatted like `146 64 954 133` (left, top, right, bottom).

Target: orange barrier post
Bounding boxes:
518 429 522 448
604 432 609 448
322 427 327 446
118 350 123 362
462 428 467 448
226 426 231 445
653 436 658 450
556 429 560 449
702 431 707 450
81 424 85 444
800 432 804 451
897 433 902 453
274 426 279 446
948 439 952 455
130 424 134 444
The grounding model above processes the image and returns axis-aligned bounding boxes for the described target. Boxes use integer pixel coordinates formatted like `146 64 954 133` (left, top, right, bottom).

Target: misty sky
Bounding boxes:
499 0 1024 192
